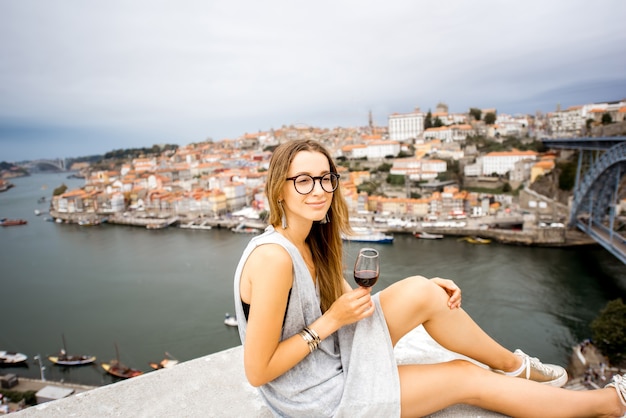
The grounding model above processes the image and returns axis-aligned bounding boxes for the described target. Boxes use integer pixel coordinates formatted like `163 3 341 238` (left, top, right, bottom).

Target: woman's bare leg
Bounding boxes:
380 275 519 372
398 360 624 418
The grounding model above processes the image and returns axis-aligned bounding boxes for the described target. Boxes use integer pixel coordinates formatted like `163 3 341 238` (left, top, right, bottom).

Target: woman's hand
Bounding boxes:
431 277 462 309
325 286 375 328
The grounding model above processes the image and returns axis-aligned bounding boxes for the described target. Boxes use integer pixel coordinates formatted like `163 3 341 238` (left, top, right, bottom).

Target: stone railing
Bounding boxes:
14 327 506 417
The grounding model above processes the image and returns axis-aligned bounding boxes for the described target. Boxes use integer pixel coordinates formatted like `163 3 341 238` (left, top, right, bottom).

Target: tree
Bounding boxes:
484 112 497 125
433 117 444 128
357 182 378 195
591 298 626 366
557 160 577 191
601 113 613 125
53 183 68 196
386 174 405 186
424 110 433 130
469 108 482 121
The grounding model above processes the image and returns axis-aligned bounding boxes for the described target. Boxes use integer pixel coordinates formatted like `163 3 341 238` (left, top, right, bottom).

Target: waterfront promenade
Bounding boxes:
49 208 597 247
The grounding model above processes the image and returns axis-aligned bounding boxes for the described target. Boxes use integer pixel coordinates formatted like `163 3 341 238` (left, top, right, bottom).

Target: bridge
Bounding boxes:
542 136 626 264
22 158 66 171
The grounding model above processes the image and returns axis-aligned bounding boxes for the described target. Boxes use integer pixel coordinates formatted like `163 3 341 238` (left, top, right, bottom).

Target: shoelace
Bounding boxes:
523 354 556 378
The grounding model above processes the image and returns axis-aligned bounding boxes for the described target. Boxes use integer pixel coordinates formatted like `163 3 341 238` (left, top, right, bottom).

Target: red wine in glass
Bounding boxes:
354 248 379 288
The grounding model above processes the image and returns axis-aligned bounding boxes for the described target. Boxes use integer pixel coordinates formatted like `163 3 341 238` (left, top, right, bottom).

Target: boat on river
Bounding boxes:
101 343 143 379
0 218 27 226
224 313 238 327
459 236 491 244
415 231 444 239
145 216 179 230
342 227 394 244
78 218 101 226
179 220 212 230
0 351 28 366
101 361 143 379
49 350 96 366
231 223 260 234
149 352 179 370
48 335 96 366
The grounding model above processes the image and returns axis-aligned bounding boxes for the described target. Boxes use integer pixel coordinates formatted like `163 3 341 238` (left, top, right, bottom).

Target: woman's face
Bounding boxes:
281 150 334 225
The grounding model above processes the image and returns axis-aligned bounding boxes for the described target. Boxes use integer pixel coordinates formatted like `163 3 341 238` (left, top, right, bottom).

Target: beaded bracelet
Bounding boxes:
298 327 321 353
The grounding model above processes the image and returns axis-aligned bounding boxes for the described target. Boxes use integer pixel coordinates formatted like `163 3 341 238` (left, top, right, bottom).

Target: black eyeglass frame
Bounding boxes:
285 173 341 195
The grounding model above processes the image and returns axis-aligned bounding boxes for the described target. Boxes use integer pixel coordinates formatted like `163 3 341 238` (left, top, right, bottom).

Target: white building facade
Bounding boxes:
388 110 425 141
482 150 538 176
366 141 401 159
390 157 447 181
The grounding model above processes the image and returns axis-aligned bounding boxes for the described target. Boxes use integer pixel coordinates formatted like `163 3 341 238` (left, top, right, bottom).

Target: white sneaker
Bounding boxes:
606 374 626 407
494 349 568 387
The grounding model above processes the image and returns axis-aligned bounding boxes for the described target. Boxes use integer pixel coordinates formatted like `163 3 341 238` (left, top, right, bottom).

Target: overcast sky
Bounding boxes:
1 0 625 162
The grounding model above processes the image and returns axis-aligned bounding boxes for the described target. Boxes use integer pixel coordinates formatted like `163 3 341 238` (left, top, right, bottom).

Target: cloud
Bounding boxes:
1 0 625 160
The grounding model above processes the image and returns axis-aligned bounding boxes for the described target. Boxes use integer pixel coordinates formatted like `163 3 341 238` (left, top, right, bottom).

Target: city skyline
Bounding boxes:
1 0 625 162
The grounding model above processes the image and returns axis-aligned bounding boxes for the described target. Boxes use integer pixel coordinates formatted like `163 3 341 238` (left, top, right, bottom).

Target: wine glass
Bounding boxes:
353 248 380 288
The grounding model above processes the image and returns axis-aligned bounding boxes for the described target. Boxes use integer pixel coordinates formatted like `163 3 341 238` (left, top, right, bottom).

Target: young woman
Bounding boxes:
233 139 626 417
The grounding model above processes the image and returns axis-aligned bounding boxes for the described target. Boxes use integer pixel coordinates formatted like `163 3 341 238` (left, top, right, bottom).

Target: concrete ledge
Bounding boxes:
14 327 507 417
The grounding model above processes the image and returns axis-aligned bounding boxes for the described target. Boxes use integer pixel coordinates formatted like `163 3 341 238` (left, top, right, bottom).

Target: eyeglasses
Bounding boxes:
285 173 340 195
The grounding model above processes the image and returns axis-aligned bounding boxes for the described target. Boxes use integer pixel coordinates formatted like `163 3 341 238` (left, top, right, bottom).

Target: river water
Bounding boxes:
1 173 625 387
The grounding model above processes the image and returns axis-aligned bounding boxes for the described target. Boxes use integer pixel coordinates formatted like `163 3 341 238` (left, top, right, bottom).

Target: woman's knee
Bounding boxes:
381 276 446 314
396 275 448 302
449 359 483 376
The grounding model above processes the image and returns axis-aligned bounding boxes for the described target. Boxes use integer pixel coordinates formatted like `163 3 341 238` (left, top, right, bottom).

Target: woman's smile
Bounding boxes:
306 200 328 209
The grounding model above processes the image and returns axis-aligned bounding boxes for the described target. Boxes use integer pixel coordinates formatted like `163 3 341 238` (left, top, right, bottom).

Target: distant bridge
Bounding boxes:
22 158 66 171
542 136 626 264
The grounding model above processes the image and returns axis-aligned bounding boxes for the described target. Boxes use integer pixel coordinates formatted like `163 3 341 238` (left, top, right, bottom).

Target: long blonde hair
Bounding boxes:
266 139 351 312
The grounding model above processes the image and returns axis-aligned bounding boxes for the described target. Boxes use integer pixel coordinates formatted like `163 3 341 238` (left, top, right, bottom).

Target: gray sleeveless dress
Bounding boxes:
233 226 400 417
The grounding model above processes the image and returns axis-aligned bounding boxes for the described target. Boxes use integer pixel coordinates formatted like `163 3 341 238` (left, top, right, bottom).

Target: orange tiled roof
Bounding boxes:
485 150 538 157
534 160 555 169
61 188 87 198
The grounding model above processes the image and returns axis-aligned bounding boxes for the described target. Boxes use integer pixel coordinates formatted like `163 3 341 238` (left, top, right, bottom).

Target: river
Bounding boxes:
1 172 625 387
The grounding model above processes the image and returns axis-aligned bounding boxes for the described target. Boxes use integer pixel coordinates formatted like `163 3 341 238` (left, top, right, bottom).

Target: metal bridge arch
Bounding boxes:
562 140 626 264
24 158 66 171
570 141 626 226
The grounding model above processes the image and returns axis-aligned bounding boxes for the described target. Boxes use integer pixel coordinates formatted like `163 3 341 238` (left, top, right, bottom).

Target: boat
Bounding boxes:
101 343 143 379
145 217 178 230
149 352 179 370
48 335 96 366
459 236 491 244
0 218 27 226
179 220 212 230
415 232 444 239
49 350 96 366
146 222 168 230
101 361 143 379
0 181 14 192
342 227 394 244
78 218 101 226
0 351 28 366
224 313 238 327
230 223 260 234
